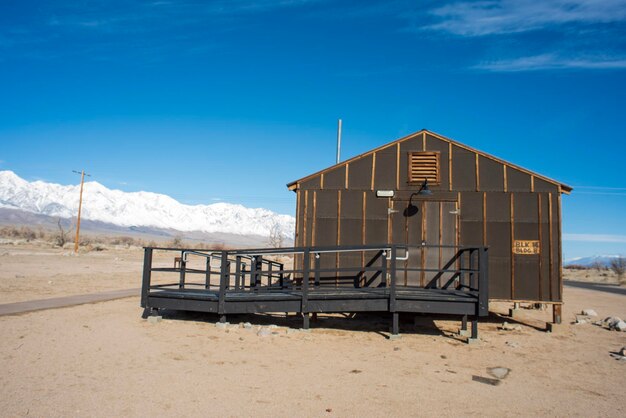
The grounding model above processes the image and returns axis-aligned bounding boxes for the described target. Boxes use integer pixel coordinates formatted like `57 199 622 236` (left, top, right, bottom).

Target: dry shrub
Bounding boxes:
0 225 38 241
610 257 626 284
109 236 137 246
55 219 73 247
564 264 589 271
169 234 184 248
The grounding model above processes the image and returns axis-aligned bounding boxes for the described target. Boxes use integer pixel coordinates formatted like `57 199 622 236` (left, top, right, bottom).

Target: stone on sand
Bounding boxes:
257 327 272 337
582 309 598 317
487 367 511 380
500 322 522 331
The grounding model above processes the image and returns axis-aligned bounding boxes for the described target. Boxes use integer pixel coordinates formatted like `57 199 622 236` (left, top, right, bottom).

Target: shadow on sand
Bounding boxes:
155 309 474 342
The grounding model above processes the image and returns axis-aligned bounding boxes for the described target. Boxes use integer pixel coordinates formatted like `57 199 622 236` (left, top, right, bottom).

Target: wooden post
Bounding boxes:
206 257 213 289
553 304 562 324
218 252 228 318
389 246 397 313
234 256 241 290
255 256 263 290
380 250 387 288
179 250 186 289
302 249 310 329
314 253 320 288
140 247 153 308
391 312 399 336
471 317 478 339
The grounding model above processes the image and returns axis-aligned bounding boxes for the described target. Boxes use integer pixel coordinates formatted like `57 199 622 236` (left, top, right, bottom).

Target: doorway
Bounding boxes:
390 199 458 287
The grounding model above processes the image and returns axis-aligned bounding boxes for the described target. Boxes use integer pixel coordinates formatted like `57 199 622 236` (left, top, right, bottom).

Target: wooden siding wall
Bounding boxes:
294 132 563 302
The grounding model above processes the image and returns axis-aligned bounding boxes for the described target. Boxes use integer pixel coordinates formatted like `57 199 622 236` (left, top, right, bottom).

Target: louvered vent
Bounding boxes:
408 152 440 184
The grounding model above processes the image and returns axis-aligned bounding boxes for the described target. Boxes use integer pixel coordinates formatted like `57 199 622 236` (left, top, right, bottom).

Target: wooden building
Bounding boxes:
287 129 571 315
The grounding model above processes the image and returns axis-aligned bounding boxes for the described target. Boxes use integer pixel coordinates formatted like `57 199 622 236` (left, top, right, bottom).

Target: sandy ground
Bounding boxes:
0 244 144 303
563 267 623 285
0 244 625 417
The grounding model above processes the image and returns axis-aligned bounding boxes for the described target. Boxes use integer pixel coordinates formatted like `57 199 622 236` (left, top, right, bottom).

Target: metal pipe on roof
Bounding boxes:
336 118 342 164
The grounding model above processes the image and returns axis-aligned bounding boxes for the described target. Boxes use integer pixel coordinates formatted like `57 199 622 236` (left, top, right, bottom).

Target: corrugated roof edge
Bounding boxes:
286 129 573 194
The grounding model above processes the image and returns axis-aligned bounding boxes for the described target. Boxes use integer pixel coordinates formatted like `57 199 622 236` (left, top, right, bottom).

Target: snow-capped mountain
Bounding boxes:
0 171 295 238
564 255 623 268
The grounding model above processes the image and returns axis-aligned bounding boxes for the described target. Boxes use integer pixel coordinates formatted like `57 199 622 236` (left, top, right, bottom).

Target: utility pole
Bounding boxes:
72 170 91 253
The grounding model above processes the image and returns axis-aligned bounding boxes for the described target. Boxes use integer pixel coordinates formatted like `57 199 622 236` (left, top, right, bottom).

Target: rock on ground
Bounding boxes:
500 322 522 331
257 327 272 337
487 367 511 380
595 316 625 331
582 309 598 317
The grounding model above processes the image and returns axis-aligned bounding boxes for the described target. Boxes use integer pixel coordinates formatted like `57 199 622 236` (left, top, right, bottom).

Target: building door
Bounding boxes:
391 199 458 287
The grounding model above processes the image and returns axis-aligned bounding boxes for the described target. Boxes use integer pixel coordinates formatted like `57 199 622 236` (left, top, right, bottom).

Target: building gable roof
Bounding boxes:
287 129 572 194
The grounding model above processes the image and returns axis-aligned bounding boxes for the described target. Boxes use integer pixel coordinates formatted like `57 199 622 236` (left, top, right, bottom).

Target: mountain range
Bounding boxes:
0 170 295 245
564 255 623 268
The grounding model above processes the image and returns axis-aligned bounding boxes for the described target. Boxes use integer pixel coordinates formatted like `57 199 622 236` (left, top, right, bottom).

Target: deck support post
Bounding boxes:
381 250 388 287
255 256 263 291
142 307 158 319
391 312 399 336
140 247 153 309
471 317 478 339
218 252 228 319
461 315 468 331
179 250 186 289
552 304 562 324
301 249 310 329
234 256 242 291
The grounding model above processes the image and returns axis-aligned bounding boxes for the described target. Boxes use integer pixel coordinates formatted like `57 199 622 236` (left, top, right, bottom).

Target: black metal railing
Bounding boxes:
141 244 489 317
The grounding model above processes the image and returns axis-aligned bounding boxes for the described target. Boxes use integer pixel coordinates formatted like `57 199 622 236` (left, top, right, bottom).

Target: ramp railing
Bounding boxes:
141 244 489 317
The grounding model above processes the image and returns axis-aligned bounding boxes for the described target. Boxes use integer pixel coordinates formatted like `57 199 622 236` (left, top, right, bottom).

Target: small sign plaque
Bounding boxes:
513 240 540 255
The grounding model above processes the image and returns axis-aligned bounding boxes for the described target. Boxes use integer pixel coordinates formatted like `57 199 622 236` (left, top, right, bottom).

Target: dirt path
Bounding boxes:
565 280 626 296
0 288 140 316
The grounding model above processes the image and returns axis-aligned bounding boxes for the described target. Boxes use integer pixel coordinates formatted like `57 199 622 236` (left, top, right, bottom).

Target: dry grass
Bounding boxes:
0 225 229 252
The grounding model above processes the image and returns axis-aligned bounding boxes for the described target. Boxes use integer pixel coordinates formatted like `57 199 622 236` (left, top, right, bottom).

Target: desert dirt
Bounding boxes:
0 244 625 417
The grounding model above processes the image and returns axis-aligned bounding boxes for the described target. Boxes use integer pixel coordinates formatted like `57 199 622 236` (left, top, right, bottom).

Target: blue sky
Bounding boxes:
0 0 625 259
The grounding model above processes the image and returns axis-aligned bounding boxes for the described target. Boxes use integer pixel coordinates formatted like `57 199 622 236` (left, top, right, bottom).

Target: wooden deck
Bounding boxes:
140 245 489 339
146 286 479 317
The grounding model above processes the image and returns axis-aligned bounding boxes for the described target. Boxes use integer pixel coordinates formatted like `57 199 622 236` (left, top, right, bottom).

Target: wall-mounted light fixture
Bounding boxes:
416 179 432 196
376 190 395 198
404 179 433 217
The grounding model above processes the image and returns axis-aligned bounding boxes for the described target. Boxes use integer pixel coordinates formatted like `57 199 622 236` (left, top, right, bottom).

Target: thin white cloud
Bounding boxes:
47 0 321 31
425 0 626 36
474 53 626 71
564 233 626 243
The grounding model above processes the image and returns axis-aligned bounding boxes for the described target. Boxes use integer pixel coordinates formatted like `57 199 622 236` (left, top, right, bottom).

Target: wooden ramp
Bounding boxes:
140 245 489 338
